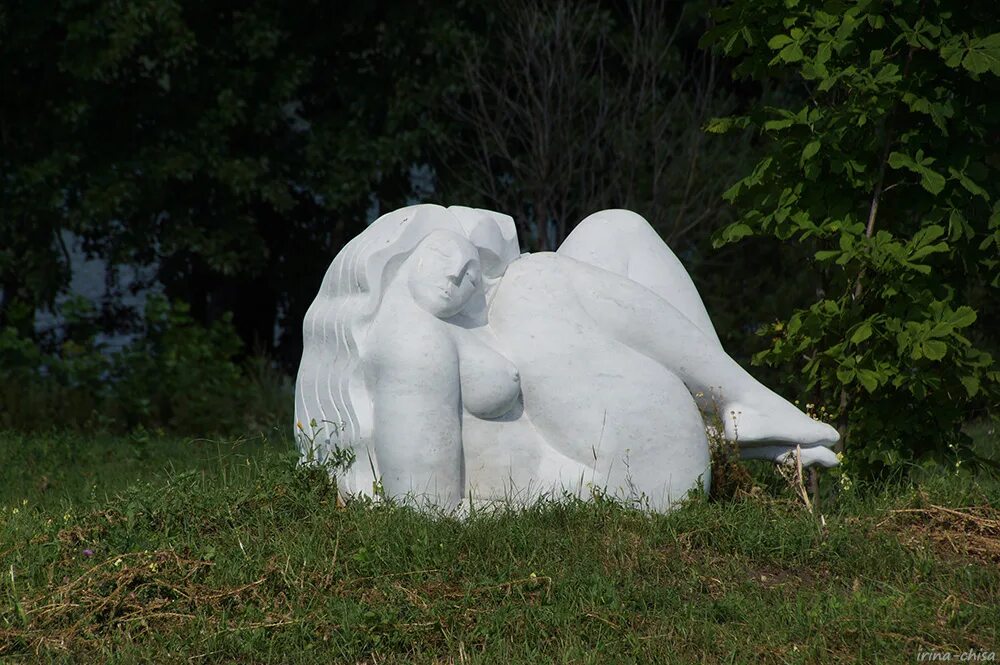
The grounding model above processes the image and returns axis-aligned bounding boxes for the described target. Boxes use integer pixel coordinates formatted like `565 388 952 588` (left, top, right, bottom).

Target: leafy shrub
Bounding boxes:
705 0 1000 477
0 296 290 434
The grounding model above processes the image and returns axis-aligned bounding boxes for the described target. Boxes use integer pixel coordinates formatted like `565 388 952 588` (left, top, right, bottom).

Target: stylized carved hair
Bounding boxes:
293 205 471 492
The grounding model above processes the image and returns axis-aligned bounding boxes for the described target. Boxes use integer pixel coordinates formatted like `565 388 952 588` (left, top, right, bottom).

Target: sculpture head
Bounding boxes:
407 230 483 318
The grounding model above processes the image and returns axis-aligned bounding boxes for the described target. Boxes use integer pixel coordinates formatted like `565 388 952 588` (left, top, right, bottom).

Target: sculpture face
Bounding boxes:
407 231 483 318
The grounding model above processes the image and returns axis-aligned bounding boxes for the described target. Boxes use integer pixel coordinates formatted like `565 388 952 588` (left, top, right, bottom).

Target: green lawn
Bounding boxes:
1 428 997 663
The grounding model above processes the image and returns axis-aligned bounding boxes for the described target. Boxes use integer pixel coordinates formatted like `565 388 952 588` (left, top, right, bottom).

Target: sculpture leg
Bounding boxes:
740 444 839 467
558 209 720 345
591 365 712 511
497 254 839 448
557 211 839 461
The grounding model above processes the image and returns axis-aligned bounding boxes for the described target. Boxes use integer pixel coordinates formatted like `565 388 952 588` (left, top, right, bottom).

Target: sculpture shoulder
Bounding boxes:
368 303 457 367
498 252 607 295
503 252 574 281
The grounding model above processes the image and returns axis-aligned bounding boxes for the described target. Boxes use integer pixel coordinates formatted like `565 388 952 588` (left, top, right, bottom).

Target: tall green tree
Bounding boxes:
706 0 1000 475
0 0 473 360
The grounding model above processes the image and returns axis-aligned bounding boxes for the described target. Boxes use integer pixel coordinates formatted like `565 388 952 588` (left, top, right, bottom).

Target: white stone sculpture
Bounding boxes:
294 204 840 512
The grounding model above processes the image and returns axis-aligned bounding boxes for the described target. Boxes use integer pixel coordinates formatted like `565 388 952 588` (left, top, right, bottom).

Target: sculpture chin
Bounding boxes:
409 284 469 318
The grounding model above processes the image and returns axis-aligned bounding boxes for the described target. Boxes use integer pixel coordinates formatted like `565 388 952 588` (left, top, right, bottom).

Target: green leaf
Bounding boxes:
911 224 945 246
890 152 945 194
813 11 837 30
835 14 859 42
857 369 879 392
836 366 856 384
947 167 990 201
706 117 736 134
922 340 948 360
763 118 795 131
962 33 1000 75
960 376 980 397
940 39 964 67
946 210 965 241
768 34 794 49
816 43 832 65
850 322 873 344
908 242 948 261
907 226 948 263
778 43 804 63
800 140 821 165
918 167 945 195
950 306 977 329
874 63 901 84
887 151 914 170
721 222 754 244
902 93 951 132
722 181 744 202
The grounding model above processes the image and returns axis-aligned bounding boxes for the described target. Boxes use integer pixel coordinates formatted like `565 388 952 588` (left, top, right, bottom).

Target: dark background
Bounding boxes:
4 0 992 439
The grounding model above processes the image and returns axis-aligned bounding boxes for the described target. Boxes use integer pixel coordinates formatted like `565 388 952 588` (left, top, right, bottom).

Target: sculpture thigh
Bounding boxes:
469 259 712 510
559 209 721 345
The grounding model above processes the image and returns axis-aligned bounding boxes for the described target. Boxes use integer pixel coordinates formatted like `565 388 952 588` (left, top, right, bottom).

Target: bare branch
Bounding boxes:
438 0 751 250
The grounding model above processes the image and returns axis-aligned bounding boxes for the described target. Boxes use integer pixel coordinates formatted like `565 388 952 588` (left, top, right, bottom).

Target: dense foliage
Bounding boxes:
1 0 746 359
0 0 472 361
0 296 287 433
706 0 1000 475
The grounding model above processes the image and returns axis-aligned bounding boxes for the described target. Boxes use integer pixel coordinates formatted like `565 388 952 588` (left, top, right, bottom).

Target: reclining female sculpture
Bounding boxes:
294 204 839 512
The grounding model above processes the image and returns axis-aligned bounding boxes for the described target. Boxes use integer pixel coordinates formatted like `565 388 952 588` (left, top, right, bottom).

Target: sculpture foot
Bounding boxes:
723 400 840 448
740 444 839 468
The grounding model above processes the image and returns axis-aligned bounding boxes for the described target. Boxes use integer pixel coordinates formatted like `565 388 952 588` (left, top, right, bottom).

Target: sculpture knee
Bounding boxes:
575 209 657 237
559 209 669 277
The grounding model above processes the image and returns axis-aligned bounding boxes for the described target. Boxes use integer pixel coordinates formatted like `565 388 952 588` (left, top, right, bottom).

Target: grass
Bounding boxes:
1 427 998 664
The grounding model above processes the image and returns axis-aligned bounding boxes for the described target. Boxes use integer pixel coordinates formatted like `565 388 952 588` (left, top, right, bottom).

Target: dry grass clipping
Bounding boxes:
877 502 1000 564
0 549 288 656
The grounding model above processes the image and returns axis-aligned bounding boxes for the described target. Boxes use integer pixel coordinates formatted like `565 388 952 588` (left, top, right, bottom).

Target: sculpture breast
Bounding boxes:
457 332 522 420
